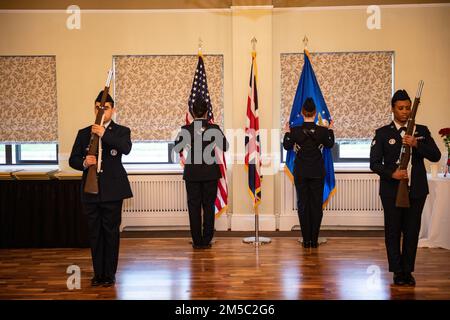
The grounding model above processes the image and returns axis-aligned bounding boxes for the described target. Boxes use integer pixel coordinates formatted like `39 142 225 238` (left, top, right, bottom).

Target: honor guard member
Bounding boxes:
283 98 335 248
69 91 133 287
173 99 228 249
370 89 441 286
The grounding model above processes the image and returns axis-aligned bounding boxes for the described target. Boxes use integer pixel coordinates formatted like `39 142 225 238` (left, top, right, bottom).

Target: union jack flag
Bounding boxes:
245 52 262 207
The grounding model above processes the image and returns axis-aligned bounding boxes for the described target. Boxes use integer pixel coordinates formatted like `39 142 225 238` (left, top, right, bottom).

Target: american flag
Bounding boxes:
183 55 228 216
245 52 262 207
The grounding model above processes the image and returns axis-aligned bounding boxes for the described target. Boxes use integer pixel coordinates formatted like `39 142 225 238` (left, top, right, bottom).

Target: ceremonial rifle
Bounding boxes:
395 80 424 207
84 69 113 194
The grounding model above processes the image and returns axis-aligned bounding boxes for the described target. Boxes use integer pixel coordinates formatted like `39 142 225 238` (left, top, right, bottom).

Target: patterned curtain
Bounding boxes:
114 55 224 142
281 52 393 139
0 56 58 143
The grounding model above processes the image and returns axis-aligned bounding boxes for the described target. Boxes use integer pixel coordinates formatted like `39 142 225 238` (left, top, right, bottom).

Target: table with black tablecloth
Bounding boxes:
0 179 89 248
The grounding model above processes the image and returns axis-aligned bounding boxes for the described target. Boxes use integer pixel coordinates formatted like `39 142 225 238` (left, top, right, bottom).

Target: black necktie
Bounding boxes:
399 127 407 134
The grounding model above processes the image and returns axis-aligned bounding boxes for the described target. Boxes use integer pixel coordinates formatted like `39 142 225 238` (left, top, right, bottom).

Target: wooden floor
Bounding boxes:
1 237 449 300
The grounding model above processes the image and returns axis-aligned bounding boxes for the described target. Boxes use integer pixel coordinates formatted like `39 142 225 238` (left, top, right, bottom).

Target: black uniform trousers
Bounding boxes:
294 176 324 244
82 200 123 278
185 180 218 246
380 196 426 273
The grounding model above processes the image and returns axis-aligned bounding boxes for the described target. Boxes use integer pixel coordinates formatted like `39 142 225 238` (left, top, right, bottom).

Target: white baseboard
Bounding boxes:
215 214 230 231
230 214 277 231
121 214 189 231
279 215 299 231
121 211 384 232
279 211 384 231
121 212 230 231
322 211 384 227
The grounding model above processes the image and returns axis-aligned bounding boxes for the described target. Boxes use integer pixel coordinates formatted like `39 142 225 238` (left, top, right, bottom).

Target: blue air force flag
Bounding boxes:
284 50 336 207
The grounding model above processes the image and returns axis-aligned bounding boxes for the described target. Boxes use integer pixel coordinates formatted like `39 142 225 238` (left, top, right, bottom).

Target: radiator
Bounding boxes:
122 172 385 231
280 172 384 229
121 174 189 230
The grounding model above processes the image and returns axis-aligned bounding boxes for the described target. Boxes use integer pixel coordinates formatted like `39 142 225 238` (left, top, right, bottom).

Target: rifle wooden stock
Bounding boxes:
395 80 424 207
84 70 113 194
396 179 410 207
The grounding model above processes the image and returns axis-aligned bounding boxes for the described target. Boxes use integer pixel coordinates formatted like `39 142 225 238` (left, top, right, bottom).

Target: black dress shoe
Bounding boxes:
103 276 116 287
404 273 416 286
310 241 318 248
90 276 104 287
302 241 311 248
193 244 211 249
393 272 406 285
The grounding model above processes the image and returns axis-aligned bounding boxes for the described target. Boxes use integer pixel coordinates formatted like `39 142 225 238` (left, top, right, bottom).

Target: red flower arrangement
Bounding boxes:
438 128 450 176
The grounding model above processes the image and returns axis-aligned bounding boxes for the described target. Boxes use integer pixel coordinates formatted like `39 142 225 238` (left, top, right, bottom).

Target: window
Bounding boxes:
16 144 58 164
0 145 5 164
280 140 371 163
114 54 224 165
331 140 371 162
280 51 393 164
0 144 58 165
0 56 58 165
123 142 178 164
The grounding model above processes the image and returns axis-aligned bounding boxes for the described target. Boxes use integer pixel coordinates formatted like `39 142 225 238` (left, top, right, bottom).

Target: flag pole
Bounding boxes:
243 204 271 245
255 206 259 243
295 35 328 247
243 37 271 246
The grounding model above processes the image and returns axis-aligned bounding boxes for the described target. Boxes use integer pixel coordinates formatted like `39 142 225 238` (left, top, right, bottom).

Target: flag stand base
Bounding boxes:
243 236 271 245
298 237 327 245
242 207 270 245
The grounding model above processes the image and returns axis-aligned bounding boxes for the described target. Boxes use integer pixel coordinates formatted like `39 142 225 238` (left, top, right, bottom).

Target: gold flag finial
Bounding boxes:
251 37 257 52
303 35 309 50
198 37 203 56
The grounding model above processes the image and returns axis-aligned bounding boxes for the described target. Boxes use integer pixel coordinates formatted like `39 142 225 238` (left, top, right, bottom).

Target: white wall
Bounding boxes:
1 4 449 225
